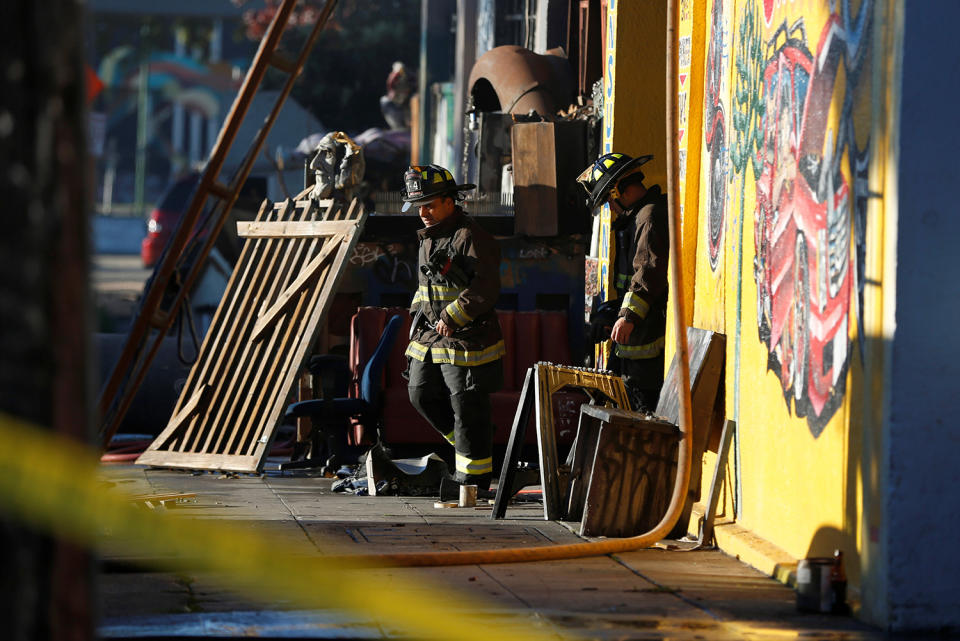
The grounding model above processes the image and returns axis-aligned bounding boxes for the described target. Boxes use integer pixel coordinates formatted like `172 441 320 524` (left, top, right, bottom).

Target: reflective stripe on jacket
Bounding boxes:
405 338 506 366
406 207 504 366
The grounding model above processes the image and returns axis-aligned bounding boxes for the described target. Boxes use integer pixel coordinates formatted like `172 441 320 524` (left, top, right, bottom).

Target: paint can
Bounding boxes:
795 557 834 612
459 484 477 508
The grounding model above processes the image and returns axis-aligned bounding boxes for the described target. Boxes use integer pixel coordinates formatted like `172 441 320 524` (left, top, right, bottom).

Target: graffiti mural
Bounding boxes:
751 0 872 436
704 0 728 271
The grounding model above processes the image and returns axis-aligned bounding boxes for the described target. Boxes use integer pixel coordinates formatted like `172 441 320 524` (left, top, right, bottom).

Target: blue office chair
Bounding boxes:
282 314 403 470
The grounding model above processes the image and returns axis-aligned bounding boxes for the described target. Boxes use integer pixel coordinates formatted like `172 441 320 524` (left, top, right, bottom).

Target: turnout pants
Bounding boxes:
612 351 665 414
407 355 503 489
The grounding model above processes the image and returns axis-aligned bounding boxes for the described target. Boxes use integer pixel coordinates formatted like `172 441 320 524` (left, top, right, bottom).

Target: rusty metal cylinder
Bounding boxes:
467 45 575 116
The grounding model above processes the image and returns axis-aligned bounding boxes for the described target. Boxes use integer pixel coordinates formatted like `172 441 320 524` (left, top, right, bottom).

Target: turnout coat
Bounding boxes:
405 207 505 366
614 184 670 362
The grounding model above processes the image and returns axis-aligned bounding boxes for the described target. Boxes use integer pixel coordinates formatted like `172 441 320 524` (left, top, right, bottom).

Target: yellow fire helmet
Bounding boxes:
401 165 475 212
576 152 653 212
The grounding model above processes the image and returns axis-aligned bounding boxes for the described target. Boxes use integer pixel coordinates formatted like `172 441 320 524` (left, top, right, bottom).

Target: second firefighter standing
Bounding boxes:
401 164 505 492
578 152 670 413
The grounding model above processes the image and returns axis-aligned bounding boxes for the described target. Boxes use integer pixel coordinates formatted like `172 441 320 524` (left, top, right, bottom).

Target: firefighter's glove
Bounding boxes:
421 254 469 287
587 299 620 344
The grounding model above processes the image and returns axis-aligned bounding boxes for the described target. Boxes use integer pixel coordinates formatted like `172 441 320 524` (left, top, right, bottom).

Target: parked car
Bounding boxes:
140 171 266 268
141 171 201 268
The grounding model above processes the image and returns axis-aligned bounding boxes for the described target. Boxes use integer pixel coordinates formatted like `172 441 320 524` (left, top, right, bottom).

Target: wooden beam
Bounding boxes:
207 203 314 455
165 385 208 433
128 492 196 503
534 365 563 520
269 51 298 74
699 419 735 547
246 213 361 463
208 181 234 201
249 234 342 341
187 202 285 453
138 385 208 454
134 450 260 472
220 219 323 455
236 220 357 238
512 122 559 236
492 368 535 520
577 409 680 537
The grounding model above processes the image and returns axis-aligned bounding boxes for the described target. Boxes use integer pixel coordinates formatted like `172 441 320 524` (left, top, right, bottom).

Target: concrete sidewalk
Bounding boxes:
98 463 882 640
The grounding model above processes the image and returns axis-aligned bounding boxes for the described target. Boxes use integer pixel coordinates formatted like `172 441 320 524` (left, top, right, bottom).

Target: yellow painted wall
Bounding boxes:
604 2 668 183
691 0 733 336
594 0 900 619
658 0 895 603
731 0 879 569
664 0 707 357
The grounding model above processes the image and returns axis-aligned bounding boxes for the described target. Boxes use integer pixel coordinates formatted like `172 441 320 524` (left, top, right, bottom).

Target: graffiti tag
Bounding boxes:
518 246 549 260
349 243 385 266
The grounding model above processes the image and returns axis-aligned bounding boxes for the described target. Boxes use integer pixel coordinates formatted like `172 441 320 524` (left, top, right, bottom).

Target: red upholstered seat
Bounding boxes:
346 306 577 447
512 312 541 392
498 310 516 391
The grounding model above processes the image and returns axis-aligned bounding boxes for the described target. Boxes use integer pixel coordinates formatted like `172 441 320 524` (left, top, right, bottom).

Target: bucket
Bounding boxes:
796 557 835 612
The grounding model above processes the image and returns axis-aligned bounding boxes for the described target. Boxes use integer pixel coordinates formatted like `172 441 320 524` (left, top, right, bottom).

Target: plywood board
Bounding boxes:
512 122 559 236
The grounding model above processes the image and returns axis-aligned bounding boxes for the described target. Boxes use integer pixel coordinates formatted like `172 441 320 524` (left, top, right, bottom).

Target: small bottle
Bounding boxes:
830 549 848 614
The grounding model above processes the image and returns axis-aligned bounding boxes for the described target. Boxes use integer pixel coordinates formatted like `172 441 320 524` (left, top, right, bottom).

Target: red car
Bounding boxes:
753 17 851 426
140 172 201 268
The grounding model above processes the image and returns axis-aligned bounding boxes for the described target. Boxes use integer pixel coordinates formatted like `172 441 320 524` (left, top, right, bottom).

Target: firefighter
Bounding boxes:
578 152 669 412
402 164 505 493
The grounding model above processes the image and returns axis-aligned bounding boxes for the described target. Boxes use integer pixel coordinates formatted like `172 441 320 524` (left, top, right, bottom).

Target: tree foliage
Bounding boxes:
240 0 421 134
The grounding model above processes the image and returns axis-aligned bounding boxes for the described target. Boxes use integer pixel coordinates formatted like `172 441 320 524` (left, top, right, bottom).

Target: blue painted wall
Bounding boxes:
890 1 960 630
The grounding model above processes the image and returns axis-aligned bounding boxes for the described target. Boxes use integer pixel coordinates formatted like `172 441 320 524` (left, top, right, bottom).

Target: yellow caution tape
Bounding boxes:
0 413 563 641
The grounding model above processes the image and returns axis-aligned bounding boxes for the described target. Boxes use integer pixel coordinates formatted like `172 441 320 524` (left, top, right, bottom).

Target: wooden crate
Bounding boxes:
565 327 726 537
567 405 679 537
492 363 630 521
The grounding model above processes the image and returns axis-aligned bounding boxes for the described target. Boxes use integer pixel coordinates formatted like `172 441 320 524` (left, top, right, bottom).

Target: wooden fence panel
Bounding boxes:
137 197 364 472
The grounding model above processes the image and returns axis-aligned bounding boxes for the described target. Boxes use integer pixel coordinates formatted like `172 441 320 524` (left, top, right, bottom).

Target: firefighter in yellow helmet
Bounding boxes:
402 165 504 495
577 152 669 412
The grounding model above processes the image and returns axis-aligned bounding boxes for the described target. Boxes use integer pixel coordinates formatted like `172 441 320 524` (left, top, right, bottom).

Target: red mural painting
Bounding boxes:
753 1 871 436
763 0 776 25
